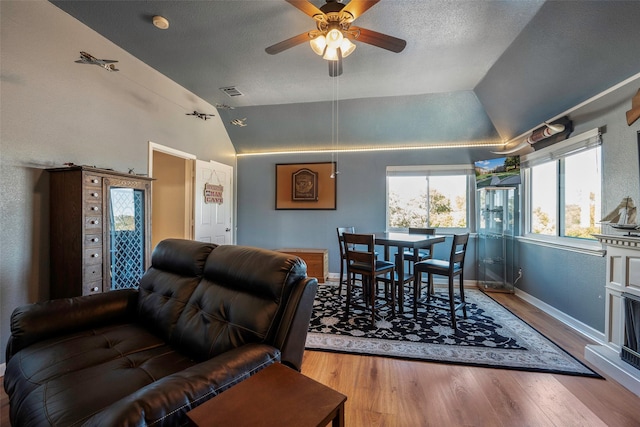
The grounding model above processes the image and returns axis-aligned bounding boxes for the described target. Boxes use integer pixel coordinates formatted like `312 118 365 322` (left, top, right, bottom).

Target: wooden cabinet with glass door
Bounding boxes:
48 166 152 298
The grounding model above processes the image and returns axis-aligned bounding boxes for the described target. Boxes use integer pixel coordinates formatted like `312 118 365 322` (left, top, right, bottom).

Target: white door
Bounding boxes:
194 159 233 244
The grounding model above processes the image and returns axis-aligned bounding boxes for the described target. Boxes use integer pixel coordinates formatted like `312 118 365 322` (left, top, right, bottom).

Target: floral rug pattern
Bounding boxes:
306 283 600 377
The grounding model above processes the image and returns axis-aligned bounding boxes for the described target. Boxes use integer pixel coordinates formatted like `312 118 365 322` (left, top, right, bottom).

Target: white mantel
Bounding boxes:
585 234 640 396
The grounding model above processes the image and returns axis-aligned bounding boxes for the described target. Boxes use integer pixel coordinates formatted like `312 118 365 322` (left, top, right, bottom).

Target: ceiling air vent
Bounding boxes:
220 86 243 97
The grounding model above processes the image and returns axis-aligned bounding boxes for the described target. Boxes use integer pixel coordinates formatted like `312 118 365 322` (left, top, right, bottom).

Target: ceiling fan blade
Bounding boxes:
349 26 407 53
341 0 380 21
265 32 311 55
285 0 324 19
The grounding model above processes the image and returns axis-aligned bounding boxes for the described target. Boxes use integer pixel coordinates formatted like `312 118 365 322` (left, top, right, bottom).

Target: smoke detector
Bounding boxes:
152 15 169 30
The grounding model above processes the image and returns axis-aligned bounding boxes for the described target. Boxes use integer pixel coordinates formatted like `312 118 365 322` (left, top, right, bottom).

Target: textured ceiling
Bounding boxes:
51 0 640 155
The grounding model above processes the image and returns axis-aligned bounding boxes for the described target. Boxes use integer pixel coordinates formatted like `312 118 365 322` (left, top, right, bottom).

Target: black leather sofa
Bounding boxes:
4 239 318 426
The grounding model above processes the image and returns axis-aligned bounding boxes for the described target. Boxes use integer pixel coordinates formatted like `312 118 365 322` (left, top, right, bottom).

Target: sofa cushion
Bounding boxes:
137 239 216 342
5 323 200 426
83 344 280 426
149 238 216 277
6 329 281 426
172 245 307 360
6 289 138 360
202 245 307 300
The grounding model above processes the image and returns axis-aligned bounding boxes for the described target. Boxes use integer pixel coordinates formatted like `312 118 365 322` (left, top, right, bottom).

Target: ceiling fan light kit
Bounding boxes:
339 38 356 56
309 36 327 55
266 0 406 76
314 36 356 60
326 28 343 48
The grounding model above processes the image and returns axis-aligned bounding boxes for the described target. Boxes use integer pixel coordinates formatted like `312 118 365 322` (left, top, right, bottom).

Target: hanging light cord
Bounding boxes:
332 70 340 176
336 72 339 174
331 79 335 177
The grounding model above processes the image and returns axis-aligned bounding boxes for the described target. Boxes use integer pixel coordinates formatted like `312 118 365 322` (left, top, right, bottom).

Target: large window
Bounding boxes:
530 161 558 235
523 129 602 241
387 166 472 230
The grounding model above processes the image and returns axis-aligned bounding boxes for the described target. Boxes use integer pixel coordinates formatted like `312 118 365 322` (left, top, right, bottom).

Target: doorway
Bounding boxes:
149 143 195 250
148 142 235 250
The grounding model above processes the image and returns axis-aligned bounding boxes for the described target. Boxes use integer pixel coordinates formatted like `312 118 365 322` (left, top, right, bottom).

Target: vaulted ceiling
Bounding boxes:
51 0 640 156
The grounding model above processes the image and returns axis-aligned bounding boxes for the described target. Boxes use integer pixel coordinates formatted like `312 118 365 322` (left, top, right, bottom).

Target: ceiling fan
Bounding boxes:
265 0 406 77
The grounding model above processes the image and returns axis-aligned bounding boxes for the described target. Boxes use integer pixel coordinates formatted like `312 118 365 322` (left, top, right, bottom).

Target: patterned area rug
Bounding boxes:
306 283 601 377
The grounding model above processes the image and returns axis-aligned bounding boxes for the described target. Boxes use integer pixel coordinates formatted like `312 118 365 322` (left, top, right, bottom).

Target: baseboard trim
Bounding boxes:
511 288 640 397
513 288 605 344
0 362 5 377
585 344 640 397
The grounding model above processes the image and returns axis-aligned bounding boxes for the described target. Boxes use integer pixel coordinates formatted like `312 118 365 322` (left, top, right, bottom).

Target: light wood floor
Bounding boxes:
301 291 640 427
3 291 640 426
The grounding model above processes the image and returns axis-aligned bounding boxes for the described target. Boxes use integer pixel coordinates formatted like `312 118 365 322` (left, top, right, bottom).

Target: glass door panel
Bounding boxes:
108 186 147 290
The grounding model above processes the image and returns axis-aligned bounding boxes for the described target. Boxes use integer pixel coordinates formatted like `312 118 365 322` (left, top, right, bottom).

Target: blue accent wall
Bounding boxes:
237 149 487 283
236 87 640 334
517 242 606 330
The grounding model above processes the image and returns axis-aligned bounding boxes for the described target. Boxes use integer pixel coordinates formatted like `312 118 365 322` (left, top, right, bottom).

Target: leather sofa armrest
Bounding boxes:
6 289 138 361
274 276 319 371
83 343 280 427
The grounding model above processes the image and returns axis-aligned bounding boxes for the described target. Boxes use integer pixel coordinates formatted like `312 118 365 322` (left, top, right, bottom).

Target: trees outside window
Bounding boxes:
526 141 601 240
387 174 467 229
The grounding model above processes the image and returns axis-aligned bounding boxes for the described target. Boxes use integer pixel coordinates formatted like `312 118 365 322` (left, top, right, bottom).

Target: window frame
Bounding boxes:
386 164 475 233
520 128 604 255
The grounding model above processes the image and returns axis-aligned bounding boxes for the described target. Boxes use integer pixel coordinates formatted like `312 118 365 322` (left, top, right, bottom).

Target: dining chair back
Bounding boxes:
343 233 396 326
413 233 470 330
400 227 436 274
336 226 355 294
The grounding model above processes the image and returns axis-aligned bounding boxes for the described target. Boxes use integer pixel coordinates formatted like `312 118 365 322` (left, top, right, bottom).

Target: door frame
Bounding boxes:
148 141 197 175
148 142 197 243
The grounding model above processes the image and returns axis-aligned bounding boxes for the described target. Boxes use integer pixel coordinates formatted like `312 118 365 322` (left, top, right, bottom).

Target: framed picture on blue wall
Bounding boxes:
276 162 337 210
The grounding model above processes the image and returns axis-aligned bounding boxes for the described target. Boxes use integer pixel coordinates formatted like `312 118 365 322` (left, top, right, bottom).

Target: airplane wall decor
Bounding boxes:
75 51 119 71
186 111 215 121
214 103 235 110
230 118 247 127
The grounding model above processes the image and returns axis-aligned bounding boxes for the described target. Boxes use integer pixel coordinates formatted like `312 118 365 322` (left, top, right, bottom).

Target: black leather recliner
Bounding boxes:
4 239 318 426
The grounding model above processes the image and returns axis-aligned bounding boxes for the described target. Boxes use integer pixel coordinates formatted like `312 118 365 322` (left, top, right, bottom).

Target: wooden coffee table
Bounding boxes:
187 362 347 427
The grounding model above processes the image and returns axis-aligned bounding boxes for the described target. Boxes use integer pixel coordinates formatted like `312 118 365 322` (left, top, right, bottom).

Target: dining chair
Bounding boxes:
412 233 470 330
398 227 436 274
336 226 355 294
379 257 415 314
343 233 396 326
337 226 380 294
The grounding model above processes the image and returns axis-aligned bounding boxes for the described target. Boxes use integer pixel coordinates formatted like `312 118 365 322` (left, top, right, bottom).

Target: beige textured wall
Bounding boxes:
152 152 191 248
0 1 236 366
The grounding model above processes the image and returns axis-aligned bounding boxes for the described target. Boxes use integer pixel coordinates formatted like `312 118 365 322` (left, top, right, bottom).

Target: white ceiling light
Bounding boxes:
309 36 327 56
310 32 356 61
152 15 169 30
325 28 343 49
